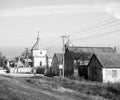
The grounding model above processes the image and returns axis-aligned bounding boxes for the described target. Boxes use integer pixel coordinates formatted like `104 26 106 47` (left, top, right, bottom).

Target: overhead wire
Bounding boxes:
68 17 120 45
72 28 120 42
71 18 119 34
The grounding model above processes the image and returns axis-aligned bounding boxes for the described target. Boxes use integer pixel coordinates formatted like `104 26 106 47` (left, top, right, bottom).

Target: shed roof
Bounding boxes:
94 53 120 68
67 46 115 54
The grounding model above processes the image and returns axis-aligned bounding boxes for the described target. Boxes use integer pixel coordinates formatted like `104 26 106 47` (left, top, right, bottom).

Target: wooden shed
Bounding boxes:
64 46 116 78
88 53 120 83
51 53 63 75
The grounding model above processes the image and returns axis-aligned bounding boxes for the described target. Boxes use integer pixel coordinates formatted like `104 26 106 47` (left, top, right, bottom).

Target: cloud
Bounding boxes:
0 4 106 17
105 2 120 19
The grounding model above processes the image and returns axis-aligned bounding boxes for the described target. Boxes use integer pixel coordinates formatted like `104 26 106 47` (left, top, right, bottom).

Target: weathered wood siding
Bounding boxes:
51 55 59 75
78 65 88 79
88 55 102 82
65 50 74 77
103 68 120 83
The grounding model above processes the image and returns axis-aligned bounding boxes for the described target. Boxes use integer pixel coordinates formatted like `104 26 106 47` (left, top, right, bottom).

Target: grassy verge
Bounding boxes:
51 77 120 100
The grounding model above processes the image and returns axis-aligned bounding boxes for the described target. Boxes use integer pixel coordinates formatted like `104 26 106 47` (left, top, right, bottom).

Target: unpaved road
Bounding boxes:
0 75 104 100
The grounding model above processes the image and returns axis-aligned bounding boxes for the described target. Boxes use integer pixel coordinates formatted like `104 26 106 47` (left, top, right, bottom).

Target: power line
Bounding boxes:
71 18 119 34
72 21 120 39
72 29 120 42
79 20 120 34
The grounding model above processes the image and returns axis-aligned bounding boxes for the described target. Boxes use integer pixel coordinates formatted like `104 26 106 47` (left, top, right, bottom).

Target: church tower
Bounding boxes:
31 31 47 67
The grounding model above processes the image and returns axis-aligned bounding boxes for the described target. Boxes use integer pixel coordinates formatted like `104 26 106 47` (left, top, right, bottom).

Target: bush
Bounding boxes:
32 67 45 74
44 69 58 77
106 83 120 94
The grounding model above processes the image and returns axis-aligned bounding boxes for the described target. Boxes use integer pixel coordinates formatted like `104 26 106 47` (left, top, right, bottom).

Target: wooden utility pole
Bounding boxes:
25 48 29 67
61 35 67 78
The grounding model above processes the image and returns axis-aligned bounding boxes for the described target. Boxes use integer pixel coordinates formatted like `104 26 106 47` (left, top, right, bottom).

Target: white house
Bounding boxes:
31 33 47 68
48 57 52 67
88 53 120 83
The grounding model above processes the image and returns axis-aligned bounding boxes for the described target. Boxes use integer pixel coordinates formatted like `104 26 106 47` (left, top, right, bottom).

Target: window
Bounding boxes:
112 70 117 78
40 51 42 54
40 61 42 66
91 67 97 77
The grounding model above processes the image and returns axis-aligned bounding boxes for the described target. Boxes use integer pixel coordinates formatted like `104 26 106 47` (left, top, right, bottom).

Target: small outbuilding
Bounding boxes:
64 46 116 78
51 53 63 75
88 53 120 83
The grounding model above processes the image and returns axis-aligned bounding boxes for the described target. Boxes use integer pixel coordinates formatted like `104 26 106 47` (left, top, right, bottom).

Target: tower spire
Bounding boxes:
37 30 40 42
32 30 42 50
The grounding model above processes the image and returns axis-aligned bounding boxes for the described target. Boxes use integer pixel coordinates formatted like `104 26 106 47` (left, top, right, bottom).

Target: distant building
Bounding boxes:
88 53 120 83
64 46 116 78
48 57 52 67
31 33 47 68
51 53 63 75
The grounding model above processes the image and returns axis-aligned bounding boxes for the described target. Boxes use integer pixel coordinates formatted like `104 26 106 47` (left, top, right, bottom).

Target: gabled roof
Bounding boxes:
32 42 39 50
67 46 115 54
55 53 63 64
94 53 120 68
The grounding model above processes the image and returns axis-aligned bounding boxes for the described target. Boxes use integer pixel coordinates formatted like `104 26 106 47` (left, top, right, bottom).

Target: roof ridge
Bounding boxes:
68 46 113 48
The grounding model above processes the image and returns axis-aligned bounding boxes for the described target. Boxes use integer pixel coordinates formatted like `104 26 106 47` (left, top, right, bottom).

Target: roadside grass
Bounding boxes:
5 75 120 100
27 76 120 100
53 77 120 100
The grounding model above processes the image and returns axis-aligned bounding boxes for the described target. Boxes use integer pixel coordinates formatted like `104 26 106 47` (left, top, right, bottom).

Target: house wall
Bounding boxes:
33 57 46 67
48 58 52 67
32 49 47 68
32 50 47 57
65 50 74 77
88 55 102 82
78 65 88 79
103 68 120 83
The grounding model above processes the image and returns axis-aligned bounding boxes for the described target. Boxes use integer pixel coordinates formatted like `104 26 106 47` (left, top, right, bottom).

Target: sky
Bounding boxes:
0 0 120 58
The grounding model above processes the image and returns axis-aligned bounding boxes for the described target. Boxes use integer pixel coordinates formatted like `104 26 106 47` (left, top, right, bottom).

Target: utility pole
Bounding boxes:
25 48 29 67
61 35 67 78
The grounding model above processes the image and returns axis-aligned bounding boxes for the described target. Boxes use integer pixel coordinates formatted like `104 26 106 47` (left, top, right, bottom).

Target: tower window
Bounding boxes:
40 61 42 66
40 51 42 54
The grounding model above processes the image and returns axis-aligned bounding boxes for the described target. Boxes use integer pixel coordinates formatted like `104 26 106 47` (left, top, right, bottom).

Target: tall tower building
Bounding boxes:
31 32 47 67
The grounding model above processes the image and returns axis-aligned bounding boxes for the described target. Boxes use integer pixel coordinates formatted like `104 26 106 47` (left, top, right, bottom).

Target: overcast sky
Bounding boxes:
0 0 120 58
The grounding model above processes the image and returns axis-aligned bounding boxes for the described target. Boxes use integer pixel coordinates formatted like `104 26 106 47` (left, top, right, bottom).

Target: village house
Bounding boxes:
46 50 54 68
48 57 52 67
51 53 63 75
88 53 120 83
64 46 116 78
31 33 47 68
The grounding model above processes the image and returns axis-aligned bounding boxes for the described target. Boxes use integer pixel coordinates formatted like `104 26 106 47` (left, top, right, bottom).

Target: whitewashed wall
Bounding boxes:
102 68 120 83
48 58 52 67
32 49 47 67
33 57 46 67
33 50 47 57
